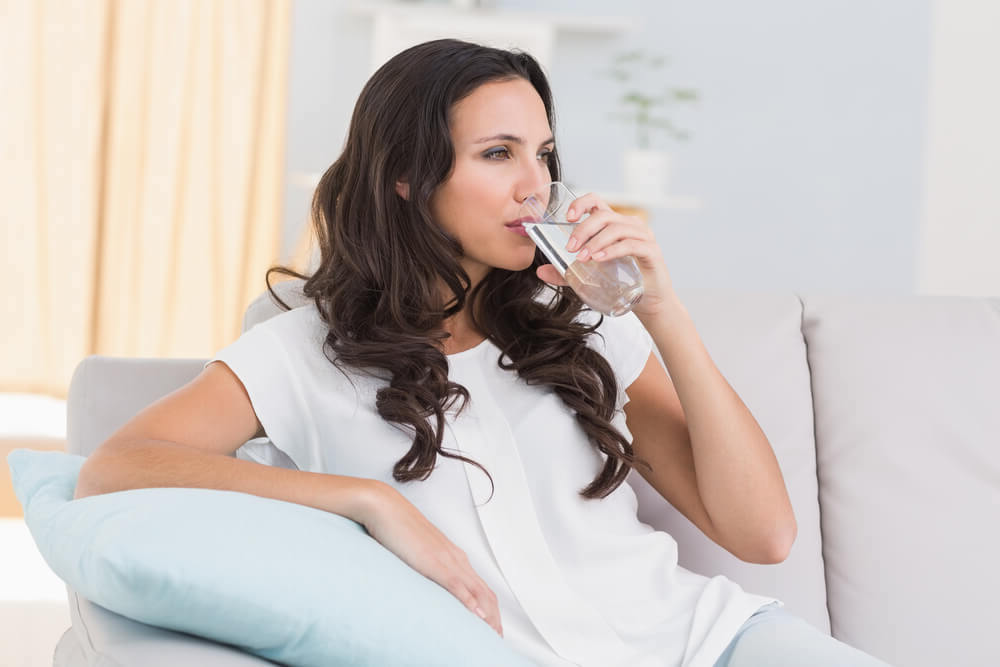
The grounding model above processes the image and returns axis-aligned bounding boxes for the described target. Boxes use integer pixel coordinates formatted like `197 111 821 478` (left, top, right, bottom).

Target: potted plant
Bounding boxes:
601 49 698 200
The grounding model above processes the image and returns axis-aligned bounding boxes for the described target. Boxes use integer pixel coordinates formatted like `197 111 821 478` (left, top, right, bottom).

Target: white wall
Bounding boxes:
281 0 369 264
916 0 1000 297
283 0 947 295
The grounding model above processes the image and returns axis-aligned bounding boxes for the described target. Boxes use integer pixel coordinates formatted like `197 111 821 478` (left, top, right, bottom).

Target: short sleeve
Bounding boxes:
586 311 655 398
205 317 317 472
583 311 655 444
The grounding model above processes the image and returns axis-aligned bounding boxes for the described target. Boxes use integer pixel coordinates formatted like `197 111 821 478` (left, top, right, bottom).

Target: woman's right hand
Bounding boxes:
357 482 503 637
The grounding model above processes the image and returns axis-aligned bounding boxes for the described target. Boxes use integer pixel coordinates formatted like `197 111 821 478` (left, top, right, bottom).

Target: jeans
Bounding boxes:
713 603 893 667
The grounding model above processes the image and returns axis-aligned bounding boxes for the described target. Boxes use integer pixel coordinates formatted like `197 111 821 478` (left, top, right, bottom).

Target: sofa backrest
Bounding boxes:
799 294 1000 667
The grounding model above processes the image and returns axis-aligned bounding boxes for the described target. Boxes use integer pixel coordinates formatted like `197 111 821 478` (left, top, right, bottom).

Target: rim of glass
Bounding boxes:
520 181 577 224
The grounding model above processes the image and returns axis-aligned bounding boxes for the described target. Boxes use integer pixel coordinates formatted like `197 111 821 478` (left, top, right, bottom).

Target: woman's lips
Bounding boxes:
505 217 535 237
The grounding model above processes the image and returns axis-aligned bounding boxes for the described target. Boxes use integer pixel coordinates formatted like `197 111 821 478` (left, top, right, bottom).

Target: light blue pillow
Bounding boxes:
7 449 536 666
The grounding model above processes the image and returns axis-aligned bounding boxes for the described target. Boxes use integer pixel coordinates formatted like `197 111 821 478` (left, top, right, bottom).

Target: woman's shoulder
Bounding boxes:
241 302 330 361
249 301 324 336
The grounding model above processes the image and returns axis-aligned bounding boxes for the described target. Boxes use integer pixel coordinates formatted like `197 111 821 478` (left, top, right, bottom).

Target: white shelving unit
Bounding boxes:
347 1 636 75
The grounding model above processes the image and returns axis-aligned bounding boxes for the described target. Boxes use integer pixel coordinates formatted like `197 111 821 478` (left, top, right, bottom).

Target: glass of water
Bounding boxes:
519 182 644 317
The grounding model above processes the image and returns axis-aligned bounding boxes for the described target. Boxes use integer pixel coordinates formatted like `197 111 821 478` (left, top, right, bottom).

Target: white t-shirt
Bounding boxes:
207 303 778 667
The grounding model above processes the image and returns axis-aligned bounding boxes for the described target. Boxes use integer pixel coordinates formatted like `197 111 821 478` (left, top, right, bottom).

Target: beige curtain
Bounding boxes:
0 0 292 398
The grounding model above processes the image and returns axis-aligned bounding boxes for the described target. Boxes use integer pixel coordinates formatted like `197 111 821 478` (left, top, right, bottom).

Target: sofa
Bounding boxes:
51 279 1000 666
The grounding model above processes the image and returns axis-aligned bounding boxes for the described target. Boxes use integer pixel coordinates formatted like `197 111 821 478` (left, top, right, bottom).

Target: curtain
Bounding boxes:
0 0 292 398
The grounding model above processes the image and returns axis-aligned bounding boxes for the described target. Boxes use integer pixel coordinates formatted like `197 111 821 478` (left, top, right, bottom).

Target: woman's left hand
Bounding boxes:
535 193 677 319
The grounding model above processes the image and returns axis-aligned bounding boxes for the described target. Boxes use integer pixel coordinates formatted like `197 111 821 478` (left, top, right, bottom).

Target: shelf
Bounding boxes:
344 1 634 76
597 191 702 211
345 2 635 34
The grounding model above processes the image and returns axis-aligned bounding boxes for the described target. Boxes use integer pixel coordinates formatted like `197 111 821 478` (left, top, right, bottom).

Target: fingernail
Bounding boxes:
578 248 590 261
566 237 579 251
475 607 487 620
593 250 606 259
567 207 575 218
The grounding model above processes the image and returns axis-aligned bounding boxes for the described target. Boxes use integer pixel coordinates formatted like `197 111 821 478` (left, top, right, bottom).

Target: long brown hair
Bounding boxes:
266 39 650 500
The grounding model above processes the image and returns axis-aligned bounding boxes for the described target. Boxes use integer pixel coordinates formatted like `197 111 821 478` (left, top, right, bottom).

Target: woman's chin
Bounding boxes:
484 250 537 273
511 253 538 273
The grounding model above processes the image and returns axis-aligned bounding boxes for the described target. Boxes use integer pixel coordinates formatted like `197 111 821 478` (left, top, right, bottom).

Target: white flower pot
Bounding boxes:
623 149 670 200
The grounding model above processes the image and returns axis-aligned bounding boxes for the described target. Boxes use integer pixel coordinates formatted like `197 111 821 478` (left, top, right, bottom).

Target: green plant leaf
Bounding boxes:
622 91 655 105
670 88 699 101
603 48 698 146
613 50 645 64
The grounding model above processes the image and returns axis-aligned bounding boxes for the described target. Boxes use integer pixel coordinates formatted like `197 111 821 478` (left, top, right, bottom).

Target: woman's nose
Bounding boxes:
516 160 552 203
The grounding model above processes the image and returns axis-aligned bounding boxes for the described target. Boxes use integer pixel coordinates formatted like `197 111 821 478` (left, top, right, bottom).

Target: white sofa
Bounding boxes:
54 281 1000 666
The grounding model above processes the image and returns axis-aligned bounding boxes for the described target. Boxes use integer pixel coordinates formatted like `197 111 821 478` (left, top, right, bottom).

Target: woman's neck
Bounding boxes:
439 311 486 356
435 273 489 355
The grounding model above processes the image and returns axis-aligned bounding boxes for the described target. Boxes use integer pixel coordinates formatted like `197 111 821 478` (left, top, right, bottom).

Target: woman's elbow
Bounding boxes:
739 516 797 564
73 444 124 500
758 517 798 564
74 454 107 500
757 536 794 565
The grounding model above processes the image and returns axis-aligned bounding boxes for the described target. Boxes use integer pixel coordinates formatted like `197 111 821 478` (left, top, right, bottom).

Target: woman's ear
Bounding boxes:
395 180 410 200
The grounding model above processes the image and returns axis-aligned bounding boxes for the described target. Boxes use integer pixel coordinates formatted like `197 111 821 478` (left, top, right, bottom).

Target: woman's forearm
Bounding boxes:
637 294 797 561
75 438 385 528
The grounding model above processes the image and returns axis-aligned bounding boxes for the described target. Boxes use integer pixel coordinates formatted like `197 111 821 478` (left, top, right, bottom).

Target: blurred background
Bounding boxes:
1 0 998 663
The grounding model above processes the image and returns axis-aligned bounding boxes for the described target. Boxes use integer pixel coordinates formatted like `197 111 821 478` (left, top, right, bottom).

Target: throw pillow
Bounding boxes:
7 449 535 666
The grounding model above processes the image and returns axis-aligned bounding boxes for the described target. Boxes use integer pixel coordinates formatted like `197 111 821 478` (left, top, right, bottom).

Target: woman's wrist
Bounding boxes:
634 289 688 330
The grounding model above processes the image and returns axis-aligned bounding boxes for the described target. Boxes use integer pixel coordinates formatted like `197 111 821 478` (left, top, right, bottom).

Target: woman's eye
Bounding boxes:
485 147 510 160
538 150 553 162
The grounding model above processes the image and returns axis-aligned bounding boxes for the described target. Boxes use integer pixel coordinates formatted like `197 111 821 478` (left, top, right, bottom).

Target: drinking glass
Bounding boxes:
519 182 644 317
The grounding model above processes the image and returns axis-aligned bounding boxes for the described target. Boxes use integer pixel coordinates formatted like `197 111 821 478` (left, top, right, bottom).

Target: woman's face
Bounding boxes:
428 77 555 287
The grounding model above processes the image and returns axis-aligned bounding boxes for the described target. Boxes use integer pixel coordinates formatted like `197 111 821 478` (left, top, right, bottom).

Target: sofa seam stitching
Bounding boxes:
70 588 99 656
797 293 836 636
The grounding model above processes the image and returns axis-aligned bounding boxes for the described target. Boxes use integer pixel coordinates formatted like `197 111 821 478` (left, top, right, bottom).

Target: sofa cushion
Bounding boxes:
8 449 535 667
57 592 277 667
803 294 1000 667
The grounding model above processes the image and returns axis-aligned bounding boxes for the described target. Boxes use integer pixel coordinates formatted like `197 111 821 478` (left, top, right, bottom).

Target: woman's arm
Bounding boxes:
75 361 505 636
623 293 797 564
541 191 796 564
77 437 383 518
74 361 381 521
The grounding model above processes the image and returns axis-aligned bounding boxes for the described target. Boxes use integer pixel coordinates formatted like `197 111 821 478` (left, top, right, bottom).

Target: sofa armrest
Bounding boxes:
60 587 277 666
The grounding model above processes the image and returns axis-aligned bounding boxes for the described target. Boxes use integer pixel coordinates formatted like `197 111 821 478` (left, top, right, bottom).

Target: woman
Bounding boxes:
76 39 890 667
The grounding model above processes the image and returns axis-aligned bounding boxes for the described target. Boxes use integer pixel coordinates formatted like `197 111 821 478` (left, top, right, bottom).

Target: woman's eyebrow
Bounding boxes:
474 133 555 147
